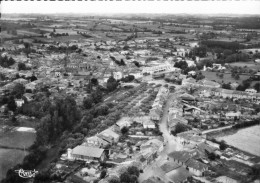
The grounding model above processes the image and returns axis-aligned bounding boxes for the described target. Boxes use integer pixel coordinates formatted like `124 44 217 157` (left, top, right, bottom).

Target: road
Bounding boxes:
138 91 183 182
159 93 178 158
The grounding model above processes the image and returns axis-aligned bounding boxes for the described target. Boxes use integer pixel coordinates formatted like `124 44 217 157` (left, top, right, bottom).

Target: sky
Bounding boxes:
1 0 260 15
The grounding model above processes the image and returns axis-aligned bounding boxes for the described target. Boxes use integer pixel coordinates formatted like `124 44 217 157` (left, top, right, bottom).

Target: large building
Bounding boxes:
68 146 106 162
142 64 180 75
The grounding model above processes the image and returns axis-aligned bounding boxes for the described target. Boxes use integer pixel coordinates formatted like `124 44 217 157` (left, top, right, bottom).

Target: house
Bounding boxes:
168 113 188 129
84 136 109 148
143 118 156 129
116 117 132 129
196 142 218 155
182 77 197 87
168 150 208 177
176 130 205 148
225 111 241 120
142 177 165 183
216 176 239 183
68 146 106 162
23 93 34 102
113 71 124 80
149 108 162 121
141 138 164 152
99 128 120 142
13 78 29 86
197 79 221 88
245 88 257 94
185 158 208 176
15 99 24 107
168 107 183 117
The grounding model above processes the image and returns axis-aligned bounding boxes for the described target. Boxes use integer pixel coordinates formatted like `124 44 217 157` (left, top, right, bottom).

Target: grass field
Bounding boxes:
202 71 250 84
17 30 41 36
0 31 17 39
229 61 260 70
39 28 78 35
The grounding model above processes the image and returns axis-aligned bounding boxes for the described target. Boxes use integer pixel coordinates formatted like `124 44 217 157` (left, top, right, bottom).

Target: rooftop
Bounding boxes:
72 146 104 158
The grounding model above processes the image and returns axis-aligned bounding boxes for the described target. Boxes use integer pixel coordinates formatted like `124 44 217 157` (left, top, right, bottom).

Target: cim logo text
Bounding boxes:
15 169 38 178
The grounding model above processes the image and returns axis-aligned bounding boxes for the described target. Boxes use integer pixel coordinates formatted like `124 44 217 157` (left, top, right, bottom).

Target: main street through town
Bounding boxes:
139 88 184 182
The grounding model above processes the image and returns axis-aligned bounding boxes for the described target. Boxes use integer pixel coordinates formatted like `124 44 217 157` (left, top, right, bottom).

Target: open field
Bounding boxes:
217 125 260 156
201 71 250 84
0 149 29 180
0 31 17 39
17 30 41 36
39 28 78 35
229 61 260 70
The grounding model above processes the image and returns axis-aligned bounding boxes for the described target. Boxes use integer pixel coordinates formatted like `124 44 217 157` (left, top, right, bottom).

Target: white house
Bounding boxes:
113 71 124 80
245 88 257 94
15 99 25 107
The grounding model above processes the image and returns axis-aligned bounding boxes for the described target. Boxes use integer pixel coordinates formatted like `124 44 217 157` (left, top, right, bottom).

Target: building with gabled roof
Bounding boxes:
69 146 106 162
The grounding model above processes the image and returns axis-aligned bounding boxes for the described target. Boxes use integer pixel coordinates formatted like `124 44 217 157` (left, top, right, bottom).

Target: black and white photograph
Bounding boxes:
0 0 260 182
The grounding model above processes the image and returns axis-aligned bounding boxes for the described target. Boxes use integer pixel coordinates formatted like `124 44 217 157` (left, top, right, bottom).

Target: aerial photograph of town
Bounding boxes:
0 0 260 183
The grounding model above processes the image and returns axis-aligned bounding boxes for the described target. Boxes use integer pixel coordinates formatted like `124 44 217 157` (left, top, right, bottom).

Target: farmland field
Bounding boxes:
17 30 41 36
229 61 260 70
39 28 78 35
217 125 260 156
201 71 250 84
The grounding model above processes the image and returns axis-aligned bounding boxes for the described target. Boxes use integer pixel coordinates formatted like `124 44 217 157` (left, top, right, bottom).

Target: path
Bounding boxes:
202 125 233 135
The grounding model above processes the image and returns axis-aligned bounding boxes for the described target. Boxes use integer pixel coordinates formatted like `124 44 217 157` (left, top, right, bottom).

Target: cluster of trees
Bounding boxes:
36 95 81 146
110 56 126 66
107 76 119 92
232 119 260 130
0 83 25 112
236 79 251 91
6 29 18 35
18 62 29 71
83 89 103 109
171 123 191 136
0 55 15 68
145 57 158 63
108 166 140 183
201 41 240 52
192 45 207 57
49 32 69 37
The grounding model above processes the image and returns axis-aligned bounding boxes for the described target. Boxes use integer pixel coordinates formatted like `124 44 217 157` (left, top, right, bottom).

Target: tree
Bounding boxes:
30 75 37 82
127 166 140 177
120 172 132 183
18 62 27 71
83 97 93 109
109 178 120 183
121 126 129 135
91 89 103 103
195 72 205 81
12 83 25 98
7 96 17 112
95 104 109 116
91 78 99 85
248 164 260 180
234 74 240 80
171 123 190 135
222 83 231 90
12 29 17 35
254 83 260 92
208 152 216 160
107 76 118 92
219 140 228 150
100 169 107 179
